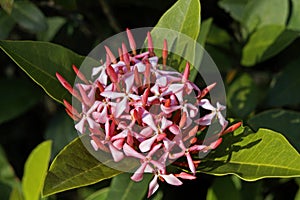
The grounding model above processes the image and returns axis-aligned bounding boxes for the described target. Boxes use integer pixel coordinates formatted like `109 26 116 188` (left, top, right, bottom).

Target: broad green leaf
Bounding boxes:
227 73 258 118
206 176 240 200
44 111 77 159
241 0 288 34
37 17 66 42
218 0 248 22
265 60 300 107
0 78 41 124
11 1 47 32
22 141 52 200
190 18 213 81
0 10 15 39
248 109 300 152
150 0 201 72
0 40 100 103
43 136 137 197
241 25 299 66
106 173 152 200
199 127 300 180
85 187 109 200
288 0 300 31
0 0 14 14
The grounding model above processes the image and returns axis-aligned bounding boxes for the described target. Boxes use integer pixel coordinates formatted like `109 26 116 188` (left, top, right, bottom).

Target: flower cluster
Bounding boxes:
56 29 241 198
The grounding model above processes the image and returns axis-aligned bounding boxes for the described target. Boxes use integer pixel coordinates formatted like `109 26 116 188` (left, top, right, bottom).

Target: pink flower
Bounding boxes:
56 28 238 198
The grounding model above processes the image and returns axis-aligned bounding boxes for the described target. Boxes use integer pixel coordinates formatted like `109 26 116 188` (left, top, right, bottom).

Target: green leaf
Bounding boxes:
44 111 77 159
22 141 52 200
0 0 14 14
288 0 300 30
227 73 258 119
85 187 109 200
199 127 300 180
241 0 288 34
11 1 47 32
0 78 41 124
42 136 137 197
150 0 201 72
265 60 300 107
218 0 249 22
241 25 299 66
248 109 300 152
0 40 100 103
0 10 15 39
206 176 240 200
106 173 152 200
37 17 66 42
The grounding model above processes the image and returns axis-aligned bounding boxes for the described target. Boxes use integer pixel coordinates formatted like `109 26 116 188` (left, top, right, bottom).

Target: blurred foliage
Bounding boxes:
0 0 300 199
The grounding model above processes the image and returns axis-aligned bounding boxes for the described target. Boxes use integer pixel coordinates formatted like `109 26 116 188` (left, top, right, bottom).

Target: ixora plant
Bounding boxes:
0 0 299 199
56 28 242 197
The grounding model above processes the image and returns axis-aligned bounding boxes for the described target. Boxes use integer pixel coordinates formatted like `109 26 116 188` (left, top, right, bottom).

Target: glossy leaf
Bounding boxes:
0 40 100 103
44 111 77 159
11 1 47 32
199 127 300 180
288 0 300 30
227 73 258 118
241 0 288 34
43 136 137 197
241 25 299 66
150 0 201 71
85 187 109 200
106 173 152 200
37 17 66 42
0 0 14 14
0 10 15 39
0 78 41 124
248 109 300 152
266 60 300 107
22 141 52 200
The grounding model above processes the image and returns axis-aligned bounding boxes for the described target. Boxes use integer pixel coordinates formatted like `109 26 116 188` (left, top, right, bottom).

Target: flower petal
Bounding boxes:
147 175 159 198
109 143 124 162
123 143 145 160
160 174 182 186
131 162 148 182
115 97 128 117
139 135 158 153
186 152 196 174
199 99 215 111
175 172 196 180
101 91 125 99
